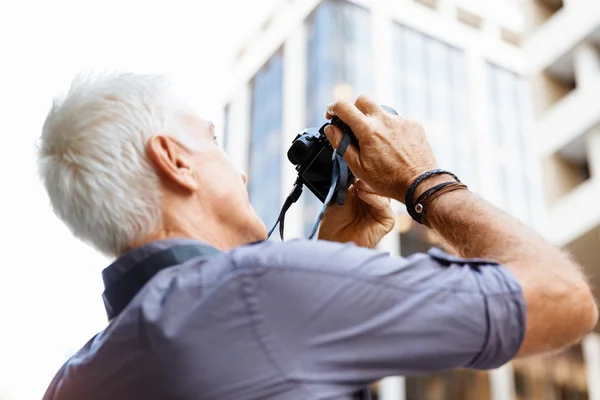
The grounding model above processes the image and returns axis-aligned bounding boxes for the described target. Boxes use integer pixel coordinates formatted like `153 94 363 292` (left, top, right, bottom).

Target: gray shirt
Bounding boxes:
43 238 526 400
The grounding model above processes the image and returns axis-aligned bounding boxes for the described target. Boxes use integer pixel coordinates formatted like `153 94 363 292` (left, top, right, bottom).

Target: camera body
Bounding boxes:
287 106 397 203
287 117 355 203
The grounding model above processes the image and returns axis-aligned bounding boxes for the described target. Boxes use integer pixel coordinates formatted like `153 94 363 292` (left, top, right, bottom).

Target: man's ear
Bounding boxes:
147 135 198 192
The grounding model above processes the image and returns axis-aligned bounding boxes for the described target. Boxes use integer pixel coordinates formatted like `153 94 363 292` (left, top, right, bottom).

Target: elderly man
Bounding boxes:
39 73 597 400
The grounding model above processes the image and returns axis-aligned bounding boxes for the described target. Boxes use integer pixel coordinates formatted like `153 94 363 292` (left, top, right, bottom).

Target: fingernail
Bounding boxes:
324 125 333 138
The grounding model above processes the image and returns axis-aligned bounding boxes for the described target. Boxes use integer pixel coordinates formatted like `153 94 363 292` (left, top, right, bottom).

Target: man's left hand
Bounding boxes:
318 179 395 248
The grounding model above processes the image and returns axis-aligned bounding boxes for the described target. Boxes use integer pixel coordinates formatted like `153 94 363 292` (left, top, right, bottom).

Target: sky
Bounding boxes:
0 0 280 398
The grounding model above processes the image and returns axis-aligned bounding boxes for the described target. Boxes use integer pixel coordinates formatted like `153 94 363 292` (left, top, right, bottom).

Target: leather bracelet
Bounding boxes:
405 169 460 224
415 182 468 227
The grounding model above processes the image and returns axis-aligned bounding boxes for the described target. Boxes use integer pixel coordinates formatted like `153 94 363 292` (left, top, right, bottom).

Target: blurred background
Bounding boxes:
0 0 599 399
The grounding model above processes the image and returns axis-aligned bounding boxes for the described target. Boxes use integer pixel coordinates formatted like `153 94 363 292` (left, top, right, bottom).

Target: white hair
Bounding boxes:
37 72 198 257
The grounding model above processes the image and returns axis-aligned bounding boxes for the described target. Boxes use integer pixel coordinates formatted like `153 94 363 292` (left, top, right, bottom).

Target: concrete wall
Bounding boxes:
526 1 600 396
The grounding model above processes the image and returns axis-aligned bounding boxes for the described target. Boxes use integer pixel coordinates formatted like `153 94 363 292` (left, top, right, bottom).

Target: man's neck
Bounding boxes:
134 229 230 253
130 211 259 254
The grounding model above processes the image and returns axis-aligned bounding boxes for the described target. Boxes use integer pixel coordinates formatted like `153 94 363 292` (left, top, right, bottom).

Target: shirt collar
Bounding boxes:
102 238 218 288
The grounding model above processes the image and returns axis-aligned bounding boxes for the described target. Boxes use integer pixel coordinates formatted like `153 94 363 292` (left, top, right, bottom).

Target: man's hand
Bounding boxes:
318 179 394 248
324 95 440 202
323 94 598 358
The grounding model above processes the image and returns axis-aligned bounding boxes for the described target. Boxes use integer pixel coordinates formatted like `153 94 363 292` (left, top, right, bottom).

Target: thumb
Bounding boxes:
324 124 343 148
324 125 361 172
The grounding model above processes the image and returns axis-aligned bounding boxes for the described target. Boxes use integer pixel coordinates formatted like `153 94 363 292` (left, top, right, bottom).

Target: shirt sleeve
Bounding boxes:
230 239 526 385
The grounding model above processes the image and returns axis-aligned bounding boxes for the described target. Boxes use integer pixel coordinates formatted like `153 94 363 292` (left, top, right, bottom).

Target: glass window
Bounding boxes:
449 48 474 188
486 63 535 226
489 63 517 212
392 25 408 116
517 76 539 229
393 24 473 187
426 38 451 122
402 27 427 121
304 0 373 236
249 51 284 231
425 37 453 172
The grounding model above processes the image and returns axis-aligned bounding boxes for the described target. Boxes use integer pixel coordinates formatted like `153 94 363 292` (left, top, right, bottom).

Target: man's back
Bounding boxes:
44 238 525 400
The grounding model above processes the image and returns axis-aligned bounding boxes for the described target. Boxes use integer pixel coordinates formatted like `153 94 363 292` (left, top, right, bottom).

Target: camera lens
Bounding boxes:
288 138 310 165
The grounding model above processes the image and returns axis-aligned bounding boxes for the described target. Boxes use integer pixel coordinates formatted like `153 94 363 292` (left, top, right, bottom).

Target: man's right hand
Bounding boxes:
324 94 598 358
324 95 440 203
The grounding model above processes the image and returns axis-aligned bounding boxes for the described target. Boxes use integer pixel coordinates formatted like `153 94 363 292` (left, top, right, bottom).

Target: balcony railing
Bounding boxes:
524 3 600 75
536 79 600 158
544 178 600 246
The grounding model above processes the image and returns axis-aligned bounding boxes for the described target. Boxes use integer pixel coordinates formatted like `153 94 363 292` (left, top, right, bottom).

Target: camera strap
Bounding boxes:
267 177 304 240
306 130 352 239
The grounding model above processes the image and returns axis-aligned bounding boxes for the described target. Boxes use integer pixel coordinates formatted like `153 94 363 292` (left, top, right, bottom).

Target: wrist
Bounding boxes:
413 175 455 199
404 172 467 227
396 169 457 204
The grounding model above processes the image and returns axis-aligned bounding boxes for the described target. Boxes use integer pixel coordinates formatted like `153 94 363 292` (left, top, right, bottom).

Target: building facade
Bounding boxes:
219 0 598 398
522 1 600 399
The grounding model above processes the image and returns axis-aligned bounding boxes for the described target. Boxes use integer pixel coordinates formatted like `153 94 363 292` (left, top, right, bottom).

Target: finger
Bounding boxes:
325 100 369 139
356 189 391 211
324 125 362 172
354 179 378 194
354 94 383 116
326 184 356 210
323 124 343 149
346 184 359 198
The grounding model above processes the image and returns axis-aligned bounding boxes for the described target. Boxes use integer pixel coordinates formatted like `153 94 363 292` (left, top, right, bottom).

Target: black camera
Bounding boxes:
287 105 398 203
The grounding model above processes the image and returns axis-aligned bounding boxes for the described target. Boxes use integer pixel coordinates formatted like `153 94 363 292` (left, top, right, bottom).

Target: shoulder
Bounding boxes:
227 239 389 275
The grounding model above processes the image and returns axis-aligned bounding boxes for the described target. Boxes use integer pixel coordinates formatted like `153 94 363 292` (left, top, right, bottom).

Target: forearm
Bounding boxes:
425 181 564 264
420 178 598 356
